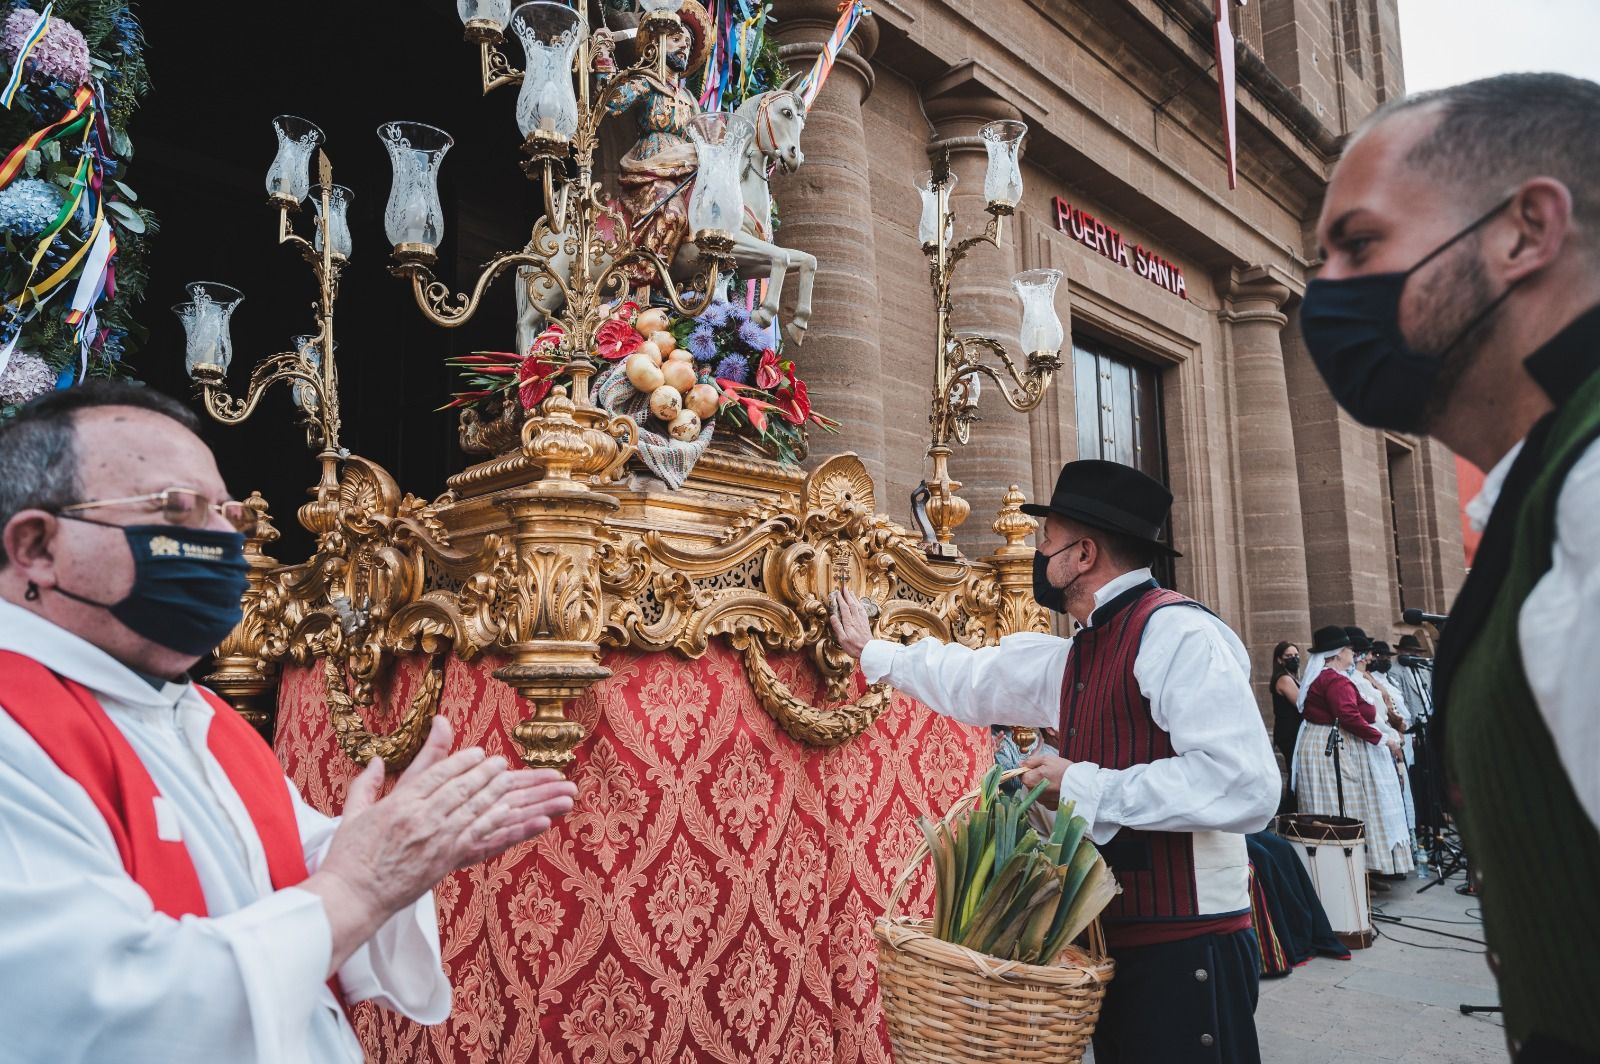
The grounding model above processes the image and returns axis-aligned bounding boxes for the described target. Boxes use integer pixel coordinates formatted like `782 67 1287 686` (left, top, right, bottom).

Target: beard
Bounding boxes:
667 49 690 72
1404 235 1499 431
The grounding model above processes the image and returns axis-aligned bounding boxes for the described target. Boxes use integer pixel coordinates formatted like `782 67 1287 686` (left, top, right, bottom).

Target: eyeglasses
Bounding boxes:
60 488 250 531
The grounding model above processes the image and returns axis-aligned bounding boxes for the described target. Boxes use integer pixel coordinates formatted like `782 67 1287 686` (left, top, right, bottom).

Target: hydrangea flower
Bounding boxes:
0 178 65 238
687 325 718 363
2 9 91 88
714 353 750 384
737 319 770 353
0 350 57 405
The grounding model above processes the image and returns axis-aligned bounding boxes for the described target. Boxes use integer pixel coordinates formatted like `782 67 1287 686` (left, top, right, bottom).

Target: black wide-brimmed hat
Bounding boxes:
1397 634 1426 652
1020 459 1180 556
1343 626 1372 653
1310 625 1353 655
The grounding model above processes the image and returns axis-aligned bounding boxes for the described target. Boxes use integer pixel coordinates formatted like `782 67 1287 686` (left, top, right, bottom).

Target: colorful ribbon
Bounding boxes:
793 1 868 110
0 83 94 190
0 4 53 110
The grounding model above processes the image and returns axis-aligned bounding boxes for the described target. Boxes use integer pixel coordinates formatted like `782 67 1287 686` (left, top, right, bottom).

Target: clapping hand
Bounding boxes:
304 716 578 974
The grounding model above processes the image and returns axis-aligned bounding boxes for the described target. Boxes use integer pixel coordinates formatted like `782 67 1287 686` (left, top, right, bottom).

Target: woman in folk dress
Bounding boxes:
1291 626 1413 875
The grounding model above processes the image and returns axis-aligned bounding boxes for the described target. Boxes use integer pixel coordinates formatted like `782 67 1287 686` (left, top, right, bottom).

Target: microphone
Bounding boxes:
1398 654 1433 669
1403 607 1448 627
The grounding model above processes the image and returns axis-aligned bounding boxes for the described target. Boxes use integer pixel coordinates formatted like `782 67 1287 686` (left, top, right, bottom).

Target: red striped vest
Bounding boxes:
1059 584 1245 928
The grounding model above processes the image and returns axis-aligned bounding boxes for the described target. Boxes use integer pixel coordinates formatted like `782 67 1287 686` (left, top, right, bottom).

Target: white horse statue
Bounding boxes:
515 85 815 354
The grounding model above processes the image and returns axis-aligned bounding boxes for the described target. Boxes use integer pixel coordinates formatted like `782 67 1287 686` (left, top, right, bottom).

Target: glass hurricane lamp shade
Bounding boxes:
378 121 453 251
686 112 755 235
457 0 510 39
638 0 684 11
511 2 582 141
291 333 332 412
264 115 324 205
309 184 353 259
1012 268 1063 354
980 119 1027 209
173 282 245 378
914 169 956 247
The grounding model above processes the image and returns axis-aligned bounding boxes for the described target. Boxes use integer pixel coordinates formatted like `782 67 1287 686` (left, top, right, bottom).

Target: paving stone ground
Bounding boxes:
1086 865 1508 1062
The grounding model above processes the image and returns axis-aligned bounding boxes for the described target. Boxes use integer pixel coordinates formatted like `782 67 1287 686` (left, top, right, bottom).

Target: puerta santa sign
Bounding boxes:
1052 197 1188 300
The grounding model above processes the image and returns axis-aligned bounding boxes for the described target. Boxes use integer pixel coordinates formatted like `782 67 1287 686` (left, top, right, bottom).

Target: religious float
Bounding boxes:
183 1 1075 1058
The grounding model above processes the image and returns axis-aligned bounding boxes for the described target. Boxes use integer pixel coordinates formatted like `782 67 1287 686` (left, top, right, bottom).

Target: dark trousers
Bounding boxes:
1091 928 1262 1064
1517 1036 1600 1063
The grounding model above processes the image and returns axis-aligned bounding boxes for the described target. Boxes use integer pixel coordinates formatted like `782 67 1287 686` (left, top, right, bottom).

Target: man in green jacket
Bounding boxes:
1303 73 1600 1063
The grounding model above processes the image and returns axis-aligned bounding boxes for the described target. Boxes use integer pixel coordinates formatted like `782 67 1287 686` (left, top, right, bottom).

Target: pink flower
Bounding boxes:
2 10 90 88
754 349 783 390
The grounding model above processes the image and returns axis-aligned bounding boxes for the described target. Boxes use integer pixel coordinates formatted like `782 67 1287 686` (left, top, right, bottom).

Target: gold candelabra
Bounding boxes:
917 124 1064 559
178 144 350 538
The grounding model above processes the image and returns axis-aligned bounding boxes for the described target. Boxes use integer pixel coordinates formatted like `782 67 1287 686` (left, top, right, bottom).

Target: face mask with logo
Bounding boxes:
51 519 250 656
1300 196 1516 432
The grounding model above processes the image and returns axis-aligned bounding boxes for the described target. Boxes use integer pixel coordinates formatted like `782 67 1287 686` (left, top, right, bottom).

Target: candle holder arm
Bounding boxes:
397 251 557 329
197 351 326 426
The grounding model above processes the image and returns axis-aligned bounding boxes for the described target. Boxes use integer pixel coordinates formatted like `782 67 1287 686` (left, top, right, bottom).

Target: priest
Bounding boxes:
831 459 1279 1064
0 382 578 1062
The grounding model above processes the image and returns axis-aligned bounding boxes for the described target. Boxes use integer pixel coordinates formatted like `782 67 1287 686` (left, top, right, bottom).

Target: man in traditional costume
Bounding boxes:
600 1 714 281
1304 72 1600 1062
831 459 1279 1064
0 382 578 1062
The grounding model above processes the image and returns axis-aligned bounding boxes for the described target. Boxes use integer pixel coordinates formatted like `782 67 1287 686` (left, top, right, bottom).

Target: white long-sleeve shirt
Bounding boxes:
1471 438 1600 829
0 598 450 1063
860 568 1280 847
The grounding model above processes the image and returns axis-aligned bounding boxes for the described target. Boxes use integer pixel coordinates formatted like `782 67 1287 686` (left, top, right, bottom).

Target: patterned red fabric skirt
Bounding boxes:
276 638 993 1063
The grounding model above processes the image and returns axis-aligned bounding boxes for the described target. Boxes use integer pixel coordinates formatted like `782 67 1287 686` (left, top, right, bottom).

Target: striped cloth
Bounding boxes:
1248 860 1293 977
1291 721 1414 874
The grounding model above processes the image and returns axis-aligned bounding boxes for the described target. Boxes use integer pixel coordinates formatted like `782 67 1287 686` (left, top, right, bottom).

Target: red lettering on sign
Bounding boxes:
1051 198 1187 299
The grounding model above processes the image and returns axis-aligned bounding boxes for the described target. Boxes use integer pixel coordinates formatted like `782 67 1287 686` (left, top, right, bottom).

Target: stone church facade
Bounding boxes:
770 0 1463 708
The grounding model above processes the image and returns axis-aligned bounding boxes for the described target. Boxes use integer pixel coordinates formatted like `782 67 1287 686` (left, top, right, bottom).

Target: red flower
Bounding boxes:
595 318 644 361
775 374 811 425
754 349 783 390
518 357 562 411
530 322 565 356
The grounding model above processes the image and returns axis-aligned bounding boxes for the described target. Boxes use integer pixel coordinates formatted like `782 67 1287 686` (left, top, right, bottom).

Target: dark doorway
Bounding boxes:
131 5 537 561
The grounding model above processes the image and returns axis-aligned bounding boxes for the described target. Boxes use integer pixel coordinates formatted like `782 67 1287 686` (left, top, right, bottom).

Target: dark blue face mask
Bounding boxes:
50 517 250 657
1301 196 1516 433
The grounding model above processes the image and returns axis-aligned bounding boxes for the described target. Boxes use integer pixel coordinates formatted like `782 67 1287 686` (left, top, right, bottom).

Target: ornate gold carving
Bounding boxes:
729 627 892 746
205 492 282 737
324 653 446 768
234 444 1045 774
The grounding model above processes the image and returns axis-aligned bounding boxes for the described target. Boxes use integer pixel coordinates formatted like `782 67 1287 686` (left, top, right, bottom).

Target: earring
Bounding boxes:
24 581 40 602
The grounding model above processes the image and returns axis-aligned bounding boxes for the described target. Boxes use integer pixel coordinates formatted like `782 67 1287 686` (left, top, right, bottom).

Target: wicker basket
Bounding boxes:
873 771 1116 1063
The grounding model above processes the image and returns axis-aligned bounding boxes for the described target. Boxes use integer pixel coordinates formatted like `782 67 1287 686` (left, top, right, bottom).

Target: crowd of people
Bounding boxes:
1270 628 1436 888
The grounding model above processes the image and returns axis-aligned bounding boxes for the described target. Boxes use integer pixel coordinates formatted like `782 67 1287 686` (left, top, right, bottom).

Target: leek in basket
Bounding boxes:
915 764 1118 964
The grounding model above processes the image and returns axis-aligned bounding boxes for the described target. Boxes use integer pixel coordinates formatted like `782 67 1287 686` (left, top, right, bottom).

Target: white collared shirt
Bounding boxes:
860 568 1280 847
1469 437 1600 828
0 598 450 1063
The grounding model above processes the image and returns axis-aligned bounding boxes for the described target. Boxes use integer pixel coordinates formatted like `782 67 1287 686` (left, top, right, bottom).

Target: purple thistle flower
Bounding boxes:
687 326 719 363
698 300 732 327
724 301 751 326
737 319 770 352
715 353 750 384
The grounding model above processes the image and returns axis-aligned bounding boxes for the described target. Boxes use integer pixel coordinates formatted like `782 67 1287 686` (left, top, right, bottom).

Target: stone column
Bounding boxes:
1225 266 1312 720
924 90 1039 559
774 2 886 489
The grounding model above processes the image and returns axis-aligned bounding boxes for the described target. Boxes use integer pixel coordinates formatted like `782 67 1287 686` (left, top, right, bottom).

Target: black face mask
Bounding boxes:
1031 538 1085 615
1301 196 1516 432
1371 657 1392 674
51 517 250 656
1282 654 1301 674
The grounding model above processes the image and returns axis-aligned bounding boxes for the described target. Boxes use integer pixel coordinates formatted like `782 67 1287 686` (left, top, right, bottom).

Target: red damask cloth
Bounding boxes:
276 639 994 1063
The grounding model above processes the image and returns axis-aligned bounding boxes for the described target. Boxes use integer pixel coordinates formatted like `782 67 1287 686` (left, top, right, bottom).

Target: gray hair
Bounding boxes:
0 381 200 566
1366 73 1600 235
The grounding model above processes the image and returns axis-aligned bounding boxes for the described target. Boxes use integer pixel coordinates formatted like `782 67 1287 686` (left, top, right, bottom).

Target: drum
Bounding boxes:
1276 814 1373 949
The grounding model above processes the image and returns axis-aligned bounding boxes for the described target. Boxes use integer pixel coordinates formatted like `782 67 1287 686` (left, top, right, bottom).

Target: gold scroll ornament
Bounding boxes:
230 393 1048 772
